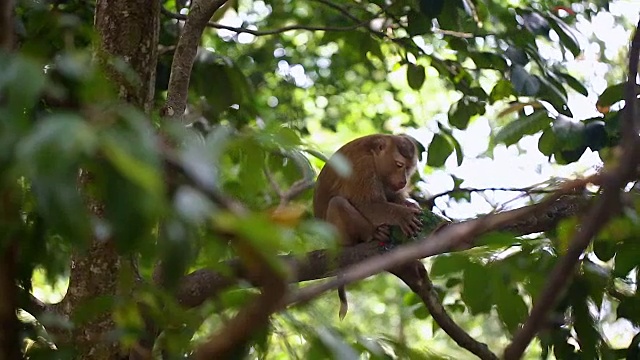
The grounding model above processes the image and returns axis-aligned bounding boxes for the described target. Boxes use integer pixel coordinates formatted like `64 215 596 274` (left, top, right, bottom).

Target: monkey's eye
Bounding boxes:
396 161 404 168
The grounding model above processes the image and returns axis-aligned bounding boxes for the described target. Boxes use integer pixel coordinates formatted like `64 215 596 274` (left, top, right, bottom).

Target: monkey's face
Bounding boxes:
375 145 416 193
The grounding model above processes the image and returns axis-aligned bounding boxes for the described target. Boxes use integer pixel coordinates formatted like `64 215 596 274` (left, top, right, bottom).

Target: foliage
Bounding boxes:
2 0 640 358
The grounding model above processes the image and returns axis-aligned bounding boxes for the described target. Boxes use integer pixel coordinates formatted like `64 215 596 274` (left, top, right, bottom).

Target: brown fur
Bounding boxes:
313 134 423 319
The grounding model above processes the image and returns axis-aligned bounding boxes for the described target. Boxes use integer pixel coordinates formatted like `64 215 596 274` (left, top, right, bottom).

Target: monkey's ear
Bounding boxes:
413 139 426 161
371 136 387 153
402 135 426 161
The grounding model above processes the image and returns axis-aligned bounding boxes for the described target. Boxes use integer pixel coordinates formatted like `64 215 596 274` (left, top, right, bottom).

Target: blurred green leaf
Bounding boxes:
469 52 508 72
546 14 581 57
314 327 360 360
419 0 445 18
613 240 640 278
495 110 552 146
407 63 426 90
556 71 588 96
0 53 46 117
538 127 557 156
407 11 432 36
489 79 515 104
448 96 485 130
494 285 527 335
426 133 453 167
596 82 625 109
102 136 163 197
431 254 469 278
462 262 492 314
510 65 540 96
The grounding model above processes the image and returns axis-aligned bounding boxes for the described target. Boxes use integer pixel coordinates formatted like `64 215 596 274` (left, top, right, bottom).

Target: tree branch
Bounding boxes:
18 288 51 316
193 236 288 359
0 0 14 49
162 0 229 119
503 18 640 360
425 186 561 208
391 263 498 360
174 193 588 309
161 7 380 36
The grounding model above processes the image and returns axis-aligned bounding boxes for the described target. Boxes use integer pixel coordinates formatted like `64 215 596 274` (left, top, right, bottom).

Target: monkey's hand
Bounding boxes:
396 206 422 236
403 199 421 210
372 225 391 242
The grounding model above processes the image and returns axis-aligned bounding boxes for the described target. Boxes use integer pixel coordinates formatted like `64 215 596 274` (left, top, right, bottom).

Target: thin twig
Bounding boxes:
161 6 381 37
426 186 559 207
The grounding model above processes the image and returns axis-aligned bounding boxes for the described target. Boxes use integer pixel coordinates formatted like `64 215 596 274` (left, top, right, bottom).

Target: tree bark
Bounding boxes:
53 1 159 358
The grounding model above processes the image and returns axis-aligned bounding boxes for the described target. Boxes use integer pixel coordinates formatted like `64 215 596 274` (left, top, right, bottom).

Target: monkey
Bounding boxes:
312 134 423 319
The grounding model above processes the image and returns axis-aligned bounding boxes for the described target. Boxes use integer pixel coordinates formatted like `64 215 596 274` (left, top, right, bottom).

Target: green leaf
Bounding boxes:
538 128 557 156
469 52 508 72
495 111 552 146
617 296 640 325
436 124 463 165
475 232 519 248
72 295 115 325
489 79 515 104
494 285 527 334
16 114 96 242
461 262 492 314
505 47 529 66
593 240 616 262
426 133 453 167
572 296 599 358
556 71 588 96
315 327 360 360
419 0 445 18
101 136 164 197
547 14 581 57
510 65 540 96
613 241 640 278
552 116 585 150
596 82 625 109
191 51 255 122
538 75 571 117
407 63 426 90
582 261 609 307
0 53 46 117
407 11 432 36
450 134 464 166
448 96 485 130
584 120 608 151
430 254 469 277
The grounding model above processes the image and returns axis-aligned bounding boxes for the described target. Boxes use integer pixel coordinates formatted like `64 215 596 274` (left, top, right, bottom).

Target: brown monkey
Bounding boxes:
313 134 423 319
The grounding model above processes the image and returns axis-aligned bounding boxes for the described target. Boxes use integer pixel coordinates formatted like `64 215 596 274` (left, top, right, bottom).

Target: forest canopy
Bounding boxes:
1 0 640 359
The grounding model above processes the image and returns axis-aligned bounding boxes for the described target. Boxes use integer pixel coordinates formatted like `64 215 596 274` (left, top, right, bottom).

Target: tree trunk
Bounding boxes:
54 1 159 358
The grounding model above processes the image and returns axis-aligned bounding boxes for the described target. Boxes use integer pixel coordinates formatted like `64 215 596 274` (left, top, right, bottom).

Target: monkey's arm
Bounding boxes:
356 201 422 236
325 196 377 246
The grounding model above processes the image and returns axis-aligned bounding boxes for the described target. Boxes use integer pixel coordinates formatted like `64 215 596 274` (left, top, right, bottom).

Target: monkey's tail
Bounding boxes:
338 286 348 320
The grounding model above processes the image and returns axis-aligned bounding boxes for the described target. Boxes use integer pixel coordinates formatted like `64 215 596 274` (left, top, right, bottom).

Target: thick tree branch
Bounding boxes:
503 18 640 360
163 0 229 118
18 288 52 316
175 193 588 309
